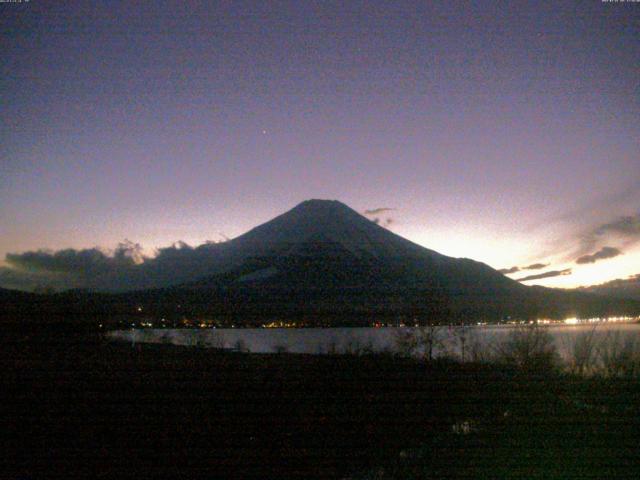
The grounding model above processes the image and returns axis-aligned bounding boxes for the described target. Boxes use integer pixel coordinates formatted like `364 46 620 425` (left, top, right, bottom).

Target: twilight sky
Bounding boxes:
1 0 639 291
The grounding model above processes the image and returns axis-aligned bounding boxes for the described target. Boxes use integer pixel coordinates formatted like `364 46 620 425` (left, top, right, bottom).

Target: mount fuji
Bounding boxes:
2 200 639 324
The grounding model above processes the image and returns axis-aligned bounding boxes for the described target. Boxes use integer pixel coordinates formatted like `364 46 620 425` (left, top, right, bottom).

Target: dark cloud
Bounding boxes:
523 263 548 270
362 207 396 228
499 263 548 275
5 240 143 276
516 269 572 282
370 217 394 228
1 241 146 291
363 207 395 215
0 238 231 292
363 208 397 229
152 241 193 258
499 266 520 274
576 246 622 265
594 214 640 237
573 212 640 259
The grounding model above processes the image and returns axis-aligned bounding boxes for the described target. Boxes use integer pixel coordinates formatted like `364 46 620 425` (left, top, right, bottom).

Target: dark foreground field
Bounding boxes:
2 327 639 479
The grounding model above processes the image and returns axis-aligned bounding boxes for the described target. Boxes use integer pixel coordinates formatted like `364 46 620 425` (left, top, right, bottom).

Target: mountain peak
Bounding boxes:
291 199 354 215
232 198 435 260
275 198 368 227
297 199 344 206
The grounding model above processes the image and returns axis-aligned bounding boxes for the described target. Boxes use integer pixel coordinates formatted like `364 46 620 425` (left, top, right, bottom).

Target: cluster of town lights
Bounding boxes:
262 321 297 328
561 316 637 325
497 315 639 326
125 315 639 330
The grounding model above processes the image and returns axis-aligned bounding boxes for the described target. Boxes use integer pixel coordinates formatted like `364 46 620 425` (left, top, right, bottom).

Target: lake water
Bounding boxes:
108 322 640 360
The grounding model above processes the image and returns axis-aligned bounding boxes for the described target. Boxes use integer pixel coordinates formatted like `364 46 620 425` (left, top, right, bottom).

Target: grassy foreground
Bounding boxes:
2 328 639 479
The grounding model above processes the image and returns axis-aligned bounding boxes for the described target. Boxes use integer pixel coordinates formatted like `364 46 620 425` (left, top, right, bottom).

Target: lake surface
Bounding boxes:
108 322 640 360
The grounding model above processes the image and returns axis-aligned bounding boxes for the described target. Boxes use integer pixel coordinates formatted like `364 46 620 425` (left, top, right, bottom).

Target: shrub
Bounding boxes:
233 338 249 353
208 332 226 349
449 326 469 362
272 344 289 354
596 331 640 378
195 335 208 349
393 328 419 357
342 337 376 356
325 339 339 355
417 325 446 361
393 325 445 360
563 326 599 375
466 328 493 363
493 325 560 373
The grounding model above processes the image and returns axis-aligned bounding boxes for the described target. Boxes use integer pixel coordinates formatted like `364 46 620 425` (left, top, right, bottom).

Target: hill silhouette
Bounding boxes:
579 274 640 302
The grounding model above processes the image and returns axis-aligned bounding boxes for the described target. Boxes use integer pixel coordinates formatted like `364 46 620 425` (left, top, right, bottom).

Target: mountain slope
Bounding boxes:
578 275 640 301
146 200 636 322
73 199 446 291
184 200 524 308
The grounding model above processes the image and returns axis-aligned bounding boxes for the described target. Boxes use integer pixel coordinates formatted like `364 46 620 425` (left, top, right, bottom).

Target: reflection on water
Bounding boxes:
109 322 640 360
